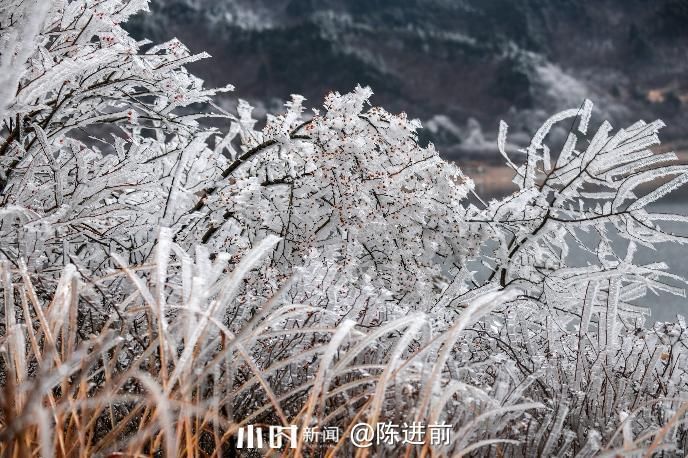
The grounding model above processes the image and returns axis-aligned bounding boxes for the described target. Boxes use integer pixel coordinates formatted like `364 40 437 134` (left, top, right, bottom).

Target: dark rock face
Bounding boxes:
127 0 688 160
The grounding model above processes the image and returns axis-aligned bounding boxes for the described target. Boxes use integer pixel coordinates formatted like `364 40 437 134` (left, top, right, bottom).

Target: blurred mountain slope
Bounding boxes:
127 0 688 160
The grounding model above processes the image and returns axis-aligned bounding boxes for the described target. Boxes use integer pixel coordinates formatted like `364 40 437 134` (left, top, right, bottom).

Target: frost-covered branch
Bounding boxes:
2 1 688 456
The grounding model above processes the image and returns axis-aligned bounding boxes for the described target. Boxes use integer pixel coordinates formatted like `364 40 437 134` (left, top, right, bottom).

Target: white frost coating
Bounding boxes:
542 144 551 172
529 108 580 151
628 172 688 211
0 0 51 117
212 234 281 316
497 120 508 154
47 264 78 335
556 132 578 168
155 227 173 343
614 165 688 210
1 3 688 455
497 120 520 175
581 120 612 166
578 99 594 135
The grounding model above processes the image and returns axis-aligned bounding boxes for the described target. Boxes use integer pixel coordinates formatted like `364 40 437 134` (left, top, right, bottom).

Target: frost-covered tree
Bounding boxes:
0 0 232 275
175 87 478 322
2 1 688 456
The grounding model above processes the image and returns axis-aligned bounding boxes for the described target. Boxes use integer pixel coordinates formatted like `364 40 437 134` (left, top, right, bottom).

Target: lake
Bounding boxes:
473 178 688 323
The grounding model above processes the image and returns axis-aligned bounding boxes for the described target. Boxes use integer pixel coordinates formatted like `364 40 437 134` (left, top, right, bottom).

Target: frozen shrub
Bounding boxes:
2 1 688 456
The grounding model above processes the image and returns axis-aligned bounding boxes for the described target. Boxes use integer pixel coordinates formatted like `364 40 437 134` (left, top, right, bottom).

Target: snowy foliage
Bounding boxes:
2 1 688 456
0 0 232 275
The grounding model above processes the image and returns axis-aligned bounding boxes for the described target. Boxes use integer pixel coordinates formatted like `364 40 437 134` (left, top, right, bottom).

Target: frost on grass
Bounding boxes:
2 1 688 457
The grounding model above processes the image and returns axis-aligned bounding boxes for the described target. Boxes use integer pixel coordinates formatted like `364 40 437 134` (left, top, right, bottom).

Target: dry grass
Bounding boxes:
0 231 537 457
